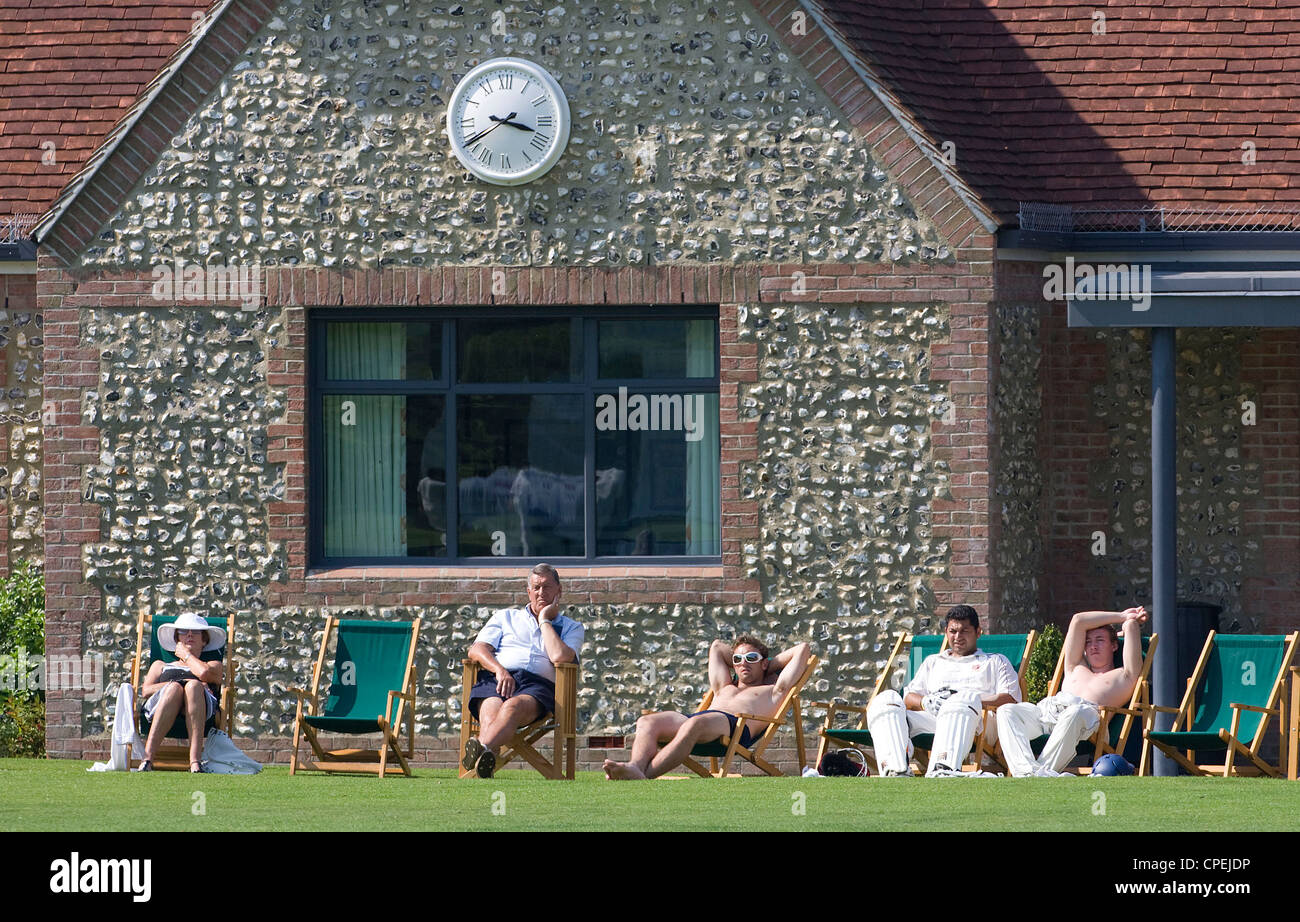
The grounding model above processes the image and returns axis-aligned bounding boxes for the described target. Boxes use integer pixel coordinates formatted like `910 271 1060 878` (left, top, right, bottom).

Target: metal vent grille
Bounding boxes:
1018 204 1300 234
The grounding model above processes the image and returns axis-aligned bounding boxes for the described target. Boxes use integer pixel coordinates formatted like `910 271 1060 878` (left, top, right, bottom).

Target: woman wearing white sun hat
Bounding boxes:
136 613 227 773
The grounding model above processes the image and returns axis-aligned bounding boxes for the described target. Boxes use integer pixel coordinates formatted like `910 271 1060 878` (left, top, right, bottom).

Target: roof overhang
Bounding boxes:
1062 268 1300 328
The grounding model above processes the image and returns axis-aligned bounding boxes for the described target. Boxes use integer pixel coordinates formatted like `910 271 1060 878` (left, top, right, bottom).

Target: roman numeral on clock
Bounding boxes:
531 94 547 108
500 154 511 170
475 146 492 165
529 133 551 152
536 114 554 128
498 74 513 90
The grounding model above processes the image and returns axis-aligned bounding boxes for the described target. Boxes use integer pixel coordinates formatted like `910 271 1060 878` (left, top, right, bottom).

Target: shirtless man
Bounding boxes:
996 606 1149 777
603 636 811 780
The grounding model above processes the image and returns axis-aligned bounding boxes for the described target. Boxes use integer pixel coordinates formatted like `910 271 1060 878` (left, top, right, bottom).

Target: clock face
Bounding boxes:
447 58 571 186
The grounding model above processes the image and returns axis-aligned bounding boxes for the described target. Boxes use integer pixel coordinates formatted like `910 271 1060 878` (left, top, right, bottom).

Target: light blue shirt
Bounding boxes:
474 606 584 683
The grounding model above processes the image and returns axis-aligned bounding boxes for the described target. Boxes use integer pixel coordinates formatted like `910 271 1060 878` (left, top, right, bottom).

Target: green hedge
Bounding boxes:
0 560 45 757
1024 623 1064 704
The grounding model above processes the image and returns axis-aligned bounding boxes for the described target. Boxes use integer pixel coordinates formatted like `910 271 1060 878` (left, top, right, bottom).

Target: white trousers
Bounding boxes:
866 689 996 774
996 695 1100 777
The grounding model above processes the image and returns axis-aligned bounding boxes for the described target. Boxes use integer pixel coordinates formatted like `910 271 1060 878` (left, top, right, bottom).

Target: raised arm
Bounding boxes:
769 642 812 696
1119 609 1148 680
537 602 579 664
708 640 734 693
1063 607 1147 669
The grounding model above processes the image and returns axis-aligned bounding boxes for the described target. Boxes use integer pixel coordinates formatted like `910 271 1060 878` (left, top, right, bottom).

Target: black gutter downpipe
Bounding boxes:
1151 326 1178 776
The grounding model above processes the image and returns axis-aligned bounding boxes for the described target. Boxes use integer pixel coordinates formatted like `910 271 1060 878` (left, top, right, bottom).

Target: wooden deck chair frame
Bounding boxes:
996 632 1159 775
671 655 821 778
458 659 579 779
1140 631 1299 778
129 611 237 771
289 616 421 779
1289 666 1299 781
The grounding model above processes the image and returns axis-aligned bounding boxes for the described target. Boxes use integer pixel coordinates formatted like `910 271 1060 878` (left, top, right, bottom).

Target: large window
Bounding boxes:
309 308 720 564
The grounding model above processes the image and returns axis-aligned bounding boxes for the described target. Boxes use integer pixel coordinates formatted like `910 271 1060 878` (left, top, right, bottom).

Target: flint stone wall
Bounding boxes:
1087 328 1261 630
82 0 944 270
992 301 1043 631
71 0 963 740
1 307 44 565
738 299 950 706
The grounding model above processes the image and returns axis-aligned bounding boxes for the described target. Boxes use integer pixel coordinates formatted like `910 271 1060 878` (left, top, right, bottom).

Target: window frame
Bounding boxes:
307 305 722 567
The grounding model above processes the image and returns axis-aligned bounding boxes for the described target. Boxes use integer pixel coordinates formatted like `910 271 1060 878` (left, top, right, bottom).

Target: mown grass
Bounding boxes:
3 758 1298 832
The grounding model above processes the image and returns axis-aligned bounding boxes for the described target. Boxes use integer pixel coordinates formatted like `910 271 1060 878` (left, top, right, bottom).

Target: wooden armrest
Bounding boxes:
1145 704 1181 714
732 711 779 724
1229 702 1277 715
388 691 416 702
809 701 867 715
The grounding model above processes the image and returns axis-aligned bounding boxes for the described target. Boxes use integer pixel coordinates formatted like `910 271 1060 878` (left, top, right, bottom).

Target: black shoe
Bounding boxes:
476 750 496 779
134 760 153 773
462 737 484 772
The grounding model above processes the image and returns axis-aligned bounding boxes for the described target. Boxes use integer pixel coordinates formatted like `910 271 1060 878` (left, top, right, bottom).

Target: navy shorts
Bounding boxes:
469 669 556 720
691 709 759 748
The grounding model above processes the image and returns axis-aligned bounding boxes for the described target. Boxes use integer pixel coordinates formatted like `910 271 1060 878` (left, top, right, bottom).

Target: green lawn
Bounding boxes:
3 758 1299 831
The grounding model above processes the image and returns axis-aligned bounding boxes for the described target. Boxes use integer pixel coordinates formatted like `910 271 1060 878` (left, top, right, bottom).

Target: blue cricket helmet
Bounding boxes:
1092 754 1135 776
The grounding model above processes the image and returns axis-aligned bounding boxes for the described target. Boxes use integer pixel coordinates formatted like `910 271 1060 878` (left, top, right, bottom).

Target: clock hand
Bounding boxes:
463 121 504 146
464 112 522 146
498 119 534 131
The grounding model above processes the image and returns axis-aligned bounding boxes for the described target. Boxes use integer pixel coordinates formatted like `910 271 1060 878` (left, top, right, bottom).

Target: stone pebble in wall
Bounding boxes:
83 0 944 269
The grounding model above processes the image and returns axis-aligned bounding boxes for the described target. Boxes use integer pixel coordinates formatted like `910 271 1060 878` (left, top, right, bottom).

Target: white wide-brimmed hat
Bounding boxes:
157 612 226 653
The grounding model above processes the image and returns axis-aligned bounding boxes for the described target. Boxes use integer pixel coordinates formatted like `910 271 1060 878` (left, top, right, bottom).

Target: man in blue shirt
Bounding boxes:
463 563 584 778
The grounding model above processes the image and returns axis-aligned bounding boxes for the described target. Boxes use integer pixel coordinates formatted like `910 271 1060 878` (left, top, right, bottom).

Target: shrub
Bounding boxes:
0 560 45 757
1023 623 1064 704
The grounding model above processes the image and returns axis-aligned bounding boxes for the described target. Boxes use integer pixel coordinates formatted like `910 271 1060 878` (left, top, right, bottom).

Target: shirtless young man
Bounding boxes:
996 606 1149 777
603 636 811 780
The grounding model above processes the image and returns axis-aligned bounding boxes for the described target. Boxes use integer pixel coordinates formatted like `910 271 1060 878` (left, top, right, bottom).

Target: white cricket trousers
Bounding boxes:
865 689 995 774
996 695 1100 777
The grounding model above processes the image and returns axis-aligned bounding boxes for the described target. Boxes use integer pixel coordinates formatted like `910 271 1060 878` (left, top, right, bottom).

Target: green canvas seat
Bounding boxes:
1141 632 1298 777
290 617 421 779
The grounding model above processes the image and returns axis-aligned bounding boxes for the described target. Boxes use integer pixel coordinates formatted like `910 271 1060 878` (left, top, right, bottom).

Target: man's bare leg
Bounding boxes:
604 711 688 779
606 711 732 780
476 694 543 752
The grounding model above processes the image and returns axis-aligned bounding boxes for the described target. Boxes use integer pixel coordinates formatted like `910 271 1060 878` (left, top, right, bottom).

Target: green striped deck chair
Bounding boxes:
290 617 421 779
130 612 237 771
1141 631 1298 777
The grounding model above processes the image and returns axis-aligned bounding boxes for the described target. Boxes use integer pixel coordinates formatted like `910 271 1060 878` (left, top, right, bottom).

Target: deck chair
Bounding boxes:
289 617 421 779
1141 631 1299 777
671 654 821 778
130 612 237 771
815 632 1036 774
1015 632 1159 774
458 660 579 779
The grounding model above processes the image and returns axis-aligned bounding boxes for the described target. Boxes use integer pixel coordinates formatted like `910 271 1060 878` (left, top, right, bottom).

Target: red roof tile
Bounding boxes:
0 0 209 218
818 0 1300 226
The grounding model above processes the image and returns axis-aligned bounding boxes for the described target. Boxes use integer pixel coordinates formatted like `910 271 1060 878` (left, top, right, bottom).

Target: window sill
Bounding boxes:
306 564 726 580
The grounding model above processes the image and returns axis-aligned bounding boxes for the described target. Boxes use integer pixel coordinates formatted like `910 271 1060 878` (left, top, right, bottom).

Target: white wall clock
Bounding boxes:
446 57 571 186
